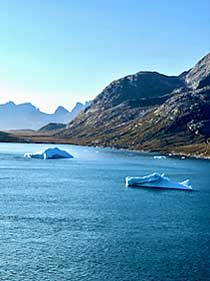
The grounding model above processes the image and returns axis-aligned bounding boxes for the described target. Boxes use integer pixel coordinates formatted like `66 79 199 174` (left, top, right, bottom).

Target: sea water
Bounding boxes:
0 143 210 281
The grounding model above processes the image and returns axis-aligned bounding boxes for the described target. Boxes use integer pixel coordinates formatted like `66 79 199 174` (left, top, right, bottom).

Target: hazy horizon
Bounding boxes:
0 0 209 113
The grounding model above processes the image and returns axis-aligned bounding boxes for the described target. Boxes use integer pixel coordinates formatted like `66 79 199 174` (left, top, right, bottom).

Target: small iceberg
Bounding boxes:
24 147 74 160
153 155 166 159
125 173 192 190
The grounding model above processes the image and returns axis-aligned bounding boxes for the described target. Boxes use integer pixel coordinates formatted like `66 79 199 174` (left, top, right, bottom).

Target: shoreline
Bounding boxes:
1 138 210 161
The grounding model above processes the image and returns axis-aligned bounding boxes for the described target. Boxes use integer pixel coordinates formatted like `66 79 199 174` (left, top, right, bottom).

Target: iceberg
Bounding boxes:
24 147 73 160
125 173 192 190
153 155 166 159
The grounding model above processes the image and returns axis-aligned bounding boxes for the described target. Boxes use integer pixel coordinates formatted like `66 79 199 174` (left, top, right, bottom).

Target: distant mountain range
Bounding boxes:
0 101 91 130
55 52 210 157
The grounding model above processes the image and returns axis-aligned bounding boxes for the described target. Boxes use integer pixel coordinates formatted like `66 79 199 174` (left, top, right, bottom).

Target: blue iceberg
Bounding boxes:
125 173 192 190
24 147 73 160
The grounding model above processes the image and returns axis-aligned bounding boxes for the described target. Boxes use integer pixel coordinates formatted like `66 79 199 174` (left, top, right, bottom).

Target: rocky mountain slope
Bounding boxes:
58 72 185 140
103 86 210 153
182 52 210 89
56 52 210 157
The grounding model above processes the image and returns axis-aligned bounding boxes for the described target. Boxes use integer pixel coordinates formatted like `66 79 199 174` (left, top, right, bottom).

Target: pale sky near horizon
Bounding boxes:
0 0 209 113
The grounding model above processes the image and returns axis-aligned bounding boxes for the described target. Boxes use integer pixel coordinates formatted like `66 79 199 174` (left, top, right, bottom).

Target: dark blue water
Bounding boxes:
0 143 210 281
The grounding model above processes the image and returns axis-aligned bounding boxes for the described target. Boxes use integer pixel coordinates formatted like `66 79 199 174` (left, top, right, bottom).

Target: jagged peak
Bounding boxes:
54 106 69 115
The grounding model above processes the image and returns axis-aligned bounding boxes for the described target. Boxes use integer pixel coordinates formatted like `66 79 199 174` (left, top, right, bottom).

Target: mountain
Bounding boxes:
93 71 184 107
0 101 90 130
69 101 91 120
56 52 210 157
54 106 69 115
39 123 66 132
58 72 185 140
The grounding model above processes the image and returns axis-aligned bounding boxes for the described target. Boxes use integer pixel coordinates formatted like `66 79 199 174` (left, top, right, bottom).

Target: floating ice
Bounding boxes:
125 173 192 190
153 155 166 159
24 147 73 160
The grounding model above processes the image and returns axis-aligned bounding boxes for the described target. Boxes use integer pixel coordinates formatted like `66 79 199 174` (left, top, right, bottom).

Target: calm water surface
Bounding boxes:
0 143 210 281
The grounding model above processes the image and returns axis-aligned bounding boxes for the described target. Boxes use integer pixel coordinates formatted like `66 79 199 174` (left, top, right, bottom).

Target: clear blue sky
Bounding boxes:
0 0 209 112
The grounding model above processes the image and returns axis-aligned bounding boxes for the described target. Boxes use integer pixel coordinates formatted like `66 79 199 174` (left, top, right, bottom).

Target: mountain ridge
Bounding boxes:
0 101 90 130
